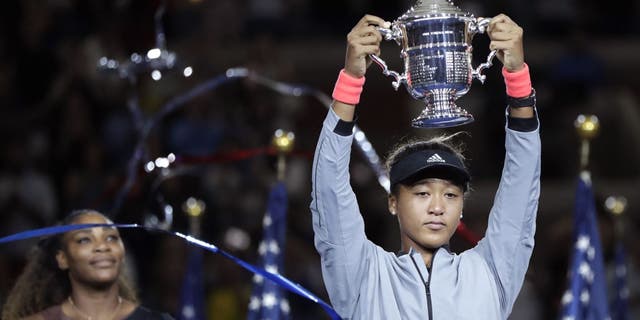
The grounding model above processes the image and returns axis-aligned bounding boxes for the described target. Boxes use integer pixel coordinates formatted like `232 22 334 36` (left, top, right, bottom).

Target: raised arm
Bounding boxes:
310 15 387 317
474 14 541 315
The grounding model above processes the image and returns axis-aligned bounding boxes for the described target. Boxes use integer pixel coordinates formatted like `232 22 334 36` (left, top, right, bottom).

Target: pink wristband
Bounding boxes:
332 69 365 105
502 63 532 98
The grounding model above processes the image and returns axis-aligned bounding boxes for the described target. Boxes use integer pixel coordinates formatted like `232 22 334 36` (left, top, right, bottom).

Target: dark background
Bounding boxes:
1 0 639 319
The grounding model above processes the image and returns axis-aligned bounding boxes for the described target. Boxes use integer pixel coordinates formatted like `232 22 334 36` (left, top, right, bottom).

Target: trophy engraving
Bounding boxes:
370 0 496 128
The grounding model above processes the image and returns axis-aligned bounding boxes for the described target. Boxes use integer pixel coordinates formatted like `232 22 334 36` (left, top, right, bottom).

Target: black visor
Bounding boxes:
389 149 470 190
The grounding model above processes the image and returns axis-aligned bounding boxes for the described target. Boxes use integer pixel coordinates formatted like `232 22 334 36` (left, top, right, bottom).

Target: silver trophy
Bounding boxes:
371 0 496 128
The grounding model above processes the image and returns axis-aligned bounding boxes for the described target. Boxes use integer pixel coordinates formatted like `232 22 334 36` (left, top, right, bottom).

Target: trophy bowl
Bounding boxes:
370 0 496 128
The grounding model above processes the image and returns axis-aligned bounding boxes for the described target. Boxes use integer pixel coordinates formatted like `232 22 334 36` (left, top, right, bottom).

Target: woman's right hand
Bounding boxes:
344 15 389 78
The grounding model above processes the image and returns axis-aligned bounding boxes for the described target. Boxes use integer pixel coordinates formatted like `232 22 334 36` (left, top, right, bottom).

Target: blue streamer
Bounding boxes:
0 224 341 319
0 224 139 244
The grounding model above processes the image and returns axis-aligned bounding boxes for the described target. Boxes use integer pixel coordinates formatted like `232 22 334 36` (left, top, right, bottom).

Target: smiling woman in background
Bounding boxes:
1 210 172 320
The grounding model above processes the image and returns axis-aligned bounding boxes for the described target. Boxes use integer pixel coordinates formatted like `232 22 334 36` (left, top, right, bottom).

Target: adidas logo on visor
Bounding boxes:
426 153 446 163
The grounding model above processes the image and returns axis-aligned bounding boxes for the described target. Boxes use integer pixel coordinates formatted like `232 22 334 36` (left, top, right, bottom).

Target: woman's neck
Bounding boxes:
66 282 122 320
403 244 435 268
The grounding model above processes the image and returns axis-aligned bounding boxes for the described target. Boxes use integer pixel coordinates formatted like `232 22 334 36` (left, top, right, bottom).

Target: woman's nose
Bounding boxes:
93 238 110 252
428 196 445 215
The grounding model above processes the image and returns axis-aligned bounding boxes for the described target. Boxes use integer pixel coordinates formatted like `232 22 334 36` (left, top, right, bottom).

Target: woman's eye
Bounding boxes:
445 192 459 199
106 235 119 242
76 237 90 244
415 192 429 196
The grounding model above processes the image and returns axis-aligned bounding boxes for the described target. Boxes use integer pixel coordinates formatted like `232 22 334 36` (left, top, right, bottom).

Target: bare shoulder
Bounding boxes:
20 304 61 320
120 300 139 317
21 313 44 320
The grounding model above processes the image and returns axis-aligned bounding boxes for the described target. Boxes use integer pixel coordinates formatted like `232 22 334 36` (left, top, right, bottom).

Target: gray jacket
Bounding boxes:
310 109 540 320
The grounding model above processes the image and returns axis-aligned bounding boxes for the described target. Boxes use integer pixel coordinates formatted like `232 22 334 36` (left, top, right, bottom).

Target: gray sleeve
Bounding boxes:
474 113 541 316
310 108 373 317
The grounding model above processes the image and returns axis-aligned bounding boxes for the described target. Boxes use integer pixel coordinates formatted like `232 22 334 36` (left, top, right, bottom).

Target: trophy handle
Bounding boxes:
469 17 497 84
369 24 407 90
369 54 406 90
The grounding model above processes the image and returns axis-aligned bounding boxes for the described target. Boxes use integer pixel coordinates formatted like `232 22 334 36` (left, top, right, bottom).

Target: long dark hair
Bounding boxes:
1 210 138 320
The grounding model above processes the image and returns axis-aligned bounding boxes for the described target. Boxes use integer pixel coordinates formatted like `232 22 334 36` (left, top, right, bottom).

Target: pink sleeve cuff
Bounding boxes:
332 69 365 105
502 63 532 98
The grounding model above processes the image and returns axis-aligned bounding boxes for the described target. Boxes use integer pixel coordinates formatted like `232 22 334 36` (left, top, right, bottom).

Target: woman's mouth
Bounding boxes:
424 222 445 231
90 257 116 268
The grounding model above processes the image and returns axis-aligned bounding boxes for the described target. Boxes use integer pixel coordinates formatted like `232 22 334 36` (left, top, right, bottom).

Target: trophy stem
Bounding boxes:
412 88 474 128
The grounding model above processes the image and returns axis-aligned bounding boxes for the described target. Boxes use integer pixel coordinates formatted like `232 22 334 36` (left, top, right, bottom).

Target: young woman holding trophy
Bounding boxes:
310 7 540 320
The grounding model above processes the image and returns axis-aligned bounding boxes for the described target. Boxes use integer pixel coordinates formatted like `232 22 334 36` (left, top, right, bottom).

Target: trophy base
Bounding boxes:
411 89 474 128
411 113 474 128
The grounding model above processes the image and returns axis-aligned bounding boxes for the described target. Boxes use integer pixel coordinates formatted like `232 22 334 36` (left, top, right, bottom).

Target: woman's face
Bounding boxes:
56 213 125 287
389 178 464 252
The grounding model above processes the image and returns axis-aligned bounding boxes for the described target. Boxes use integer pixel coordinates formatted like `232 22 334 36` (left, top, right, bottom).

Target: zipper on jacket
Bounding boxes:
426 265 433 320
410 253 434 320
